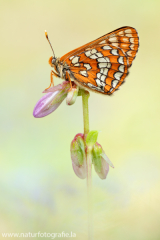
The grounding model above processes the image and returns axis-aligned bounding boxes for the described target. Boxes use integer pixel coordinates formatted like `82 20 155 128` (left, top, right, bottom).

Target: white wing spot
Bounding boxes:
97 57 110 63
125 29 132 34
126 50 133 57
84 63 91 70
96 52 103 57
85 50 92 57
109 37 118 42
122 37 129 43
112 80 119 88
69 56 74 60
80 70 88 77
118 31 124 36
111 43 119 48
98 62 111 69
130 38 135 44
103 68 109 75
90 54 98 59
96 79 105 87
97 73 101 79
97 57 107 63
114 72 123 80
74 63 80 67
87 83 93 87
119 65 125 72
99 40 106 44
72 56 80 64
111 49 119 56
118 56 124 64
101 75 106 81
87 83 104 92
91 49 97 54
126 34 133 37
102 45 112 50
130 44 135 50
105 57 110 62
98 62 107 68
107 62 111 68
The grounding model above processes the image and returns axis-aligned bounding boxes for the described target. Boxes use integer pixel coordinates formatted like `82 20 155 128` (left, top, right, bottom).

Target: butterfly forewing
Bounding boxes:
60 26 139 95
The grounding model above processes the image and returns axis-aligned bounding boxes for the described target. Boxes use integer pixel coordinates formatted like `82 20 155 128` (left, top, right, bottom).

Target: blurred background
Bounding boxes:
0 0 160 239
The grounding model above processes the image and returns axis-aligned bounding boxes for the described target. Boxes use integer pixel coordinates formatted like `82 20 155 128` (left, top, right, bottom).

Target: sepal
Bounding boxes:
86 130 99 147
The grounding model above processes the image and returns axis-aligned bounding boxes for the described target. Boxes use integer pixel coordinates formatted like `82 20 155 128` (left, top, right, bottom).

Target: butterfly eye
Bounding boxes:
48 56 56 66
52 58 56 64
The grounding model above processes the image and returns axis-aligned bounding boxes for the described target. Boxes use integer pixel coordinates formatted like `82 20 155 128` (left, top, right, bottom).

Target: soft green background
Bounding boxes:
1 0 160 239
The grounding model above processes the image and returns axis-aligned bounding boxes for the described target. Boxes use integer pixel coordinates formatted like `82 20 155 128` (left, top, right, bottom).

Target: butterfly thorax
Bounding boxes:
49 56 70 80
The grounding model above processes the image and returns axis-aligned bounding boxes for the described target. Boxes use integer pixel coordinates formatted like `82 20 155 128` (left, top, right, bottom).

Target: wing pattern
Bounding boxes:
60 26 139 95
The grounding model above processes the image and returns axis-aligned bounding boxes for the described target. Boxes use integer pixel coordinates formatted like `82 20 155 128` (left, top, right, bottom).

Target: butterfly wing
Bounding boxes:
60 26 139 95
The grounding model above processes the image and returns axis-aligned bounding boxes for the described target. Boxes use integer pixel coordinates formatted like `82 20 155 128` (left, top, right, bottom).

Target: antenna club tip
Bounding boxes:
45 30 48 39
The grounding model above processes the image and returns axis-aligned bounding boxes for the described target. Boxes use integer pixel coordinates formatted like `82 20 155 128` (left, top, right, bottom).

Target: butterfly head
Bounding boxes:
48 56 57 67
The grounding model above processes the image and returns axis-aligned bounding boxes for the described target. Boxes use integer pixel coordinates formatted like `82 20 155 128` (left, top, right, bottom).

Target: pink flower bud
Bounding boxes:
33 81 70 118
70 134 87 179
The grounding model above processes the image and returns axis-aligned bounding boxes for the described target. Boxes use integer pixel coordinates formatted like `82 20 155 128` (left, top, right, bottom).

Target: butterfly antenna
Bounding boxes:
45 30 55 57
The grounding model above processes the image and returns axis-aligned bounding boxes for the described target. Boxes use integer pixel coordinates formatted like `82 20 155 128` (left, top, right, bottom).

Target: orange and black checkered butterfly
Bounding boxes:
46 26 139 95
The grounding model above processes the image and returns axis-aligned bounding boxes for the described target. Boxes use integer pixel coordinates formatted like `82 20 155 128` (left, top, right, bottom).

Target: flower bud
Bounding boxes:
66 84 79 105
70 133 87 179
33 81 70 118
92 143 113 179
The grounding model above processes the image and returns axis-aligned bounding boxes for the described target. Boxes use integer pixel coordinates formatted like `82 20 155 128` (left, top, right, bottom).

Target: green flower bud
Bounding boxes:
92 143 114 179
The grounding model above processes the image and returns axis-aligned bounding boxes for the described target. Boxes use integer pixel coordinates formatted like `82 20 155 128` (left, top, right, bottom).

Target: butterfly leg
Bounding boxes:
65 72 72 91
45 70 59 90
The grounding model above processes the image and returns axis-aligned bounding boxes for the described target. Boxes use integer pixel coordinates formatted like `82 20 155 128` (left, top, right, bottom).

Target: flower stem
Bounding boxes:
81 89 93 240
81 90 90 140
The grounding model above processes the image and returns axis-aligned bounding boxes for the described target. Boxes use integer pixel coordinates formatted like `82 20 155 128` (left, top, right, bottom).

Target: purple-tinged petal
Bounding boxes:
72 160 87 179
42 84 63 93
33 81 70 118
96 158 109 180
42 81 69 93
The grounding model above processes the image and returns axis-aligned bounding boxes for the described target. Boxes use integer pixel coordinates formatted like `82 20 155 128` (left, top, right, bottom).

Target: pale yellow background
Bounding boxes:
0 0 160 239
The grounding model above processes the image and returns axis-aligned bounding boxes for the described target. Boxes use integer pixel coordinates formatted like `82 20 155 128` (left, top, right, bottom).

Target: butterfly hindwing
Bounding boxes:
60 26 139 95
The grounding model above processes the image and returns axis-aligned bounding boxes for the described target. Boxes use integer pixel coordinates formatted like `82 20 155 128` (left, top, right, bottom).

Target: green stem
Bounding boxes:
81 89 93 240
81 90 90 140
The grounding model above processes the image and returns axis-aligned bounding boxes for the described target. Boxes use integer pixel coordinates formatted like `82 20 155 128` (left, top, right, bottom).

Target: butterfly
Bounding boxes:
45 26 139 95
